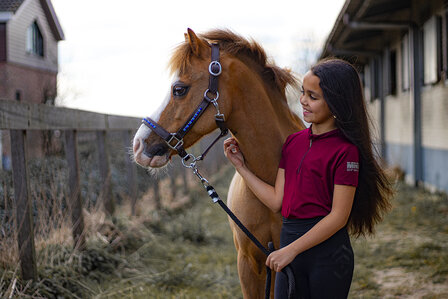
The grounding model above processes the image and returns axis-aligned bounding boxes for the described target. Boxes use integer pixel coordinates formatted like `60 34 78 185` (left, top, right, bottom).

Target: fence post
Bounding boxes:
10 130 37 281
122 130 138 215
153 178 161 210
169 166 176 200
96 131 114 215
64 130 86 250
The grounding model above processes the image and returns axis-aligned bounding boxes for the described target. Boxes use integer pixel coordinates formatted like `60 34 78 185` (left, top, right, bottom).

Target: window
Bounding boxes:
422 16 442 85
15 90 21 101
445 9 448 80
438 15 443 81
401 33 410 91
363 64 371 102
389 50 397 95
26 21 43 57
371 57 380 100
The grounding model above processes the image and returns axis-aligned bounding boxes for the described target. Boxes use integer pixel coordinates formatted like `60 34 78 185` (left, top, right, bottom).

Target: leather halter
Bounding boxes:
142 43 227 161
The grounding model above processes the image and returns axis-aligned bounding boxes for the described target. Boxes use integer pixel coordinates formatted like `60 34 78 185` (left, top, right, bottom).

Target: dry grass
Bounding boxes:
1 143 447 298
349 183 448 298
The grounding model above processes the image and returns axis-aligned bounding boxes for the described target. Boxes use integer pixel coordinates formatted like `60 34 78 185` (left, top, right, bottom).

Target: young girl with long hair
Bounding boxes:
224 58 393 298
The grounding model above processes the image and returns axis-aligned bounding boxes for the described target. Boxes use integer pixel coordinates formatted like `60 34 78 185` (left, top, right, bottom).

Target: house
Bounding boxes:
0 0 64 164
320 0 448 193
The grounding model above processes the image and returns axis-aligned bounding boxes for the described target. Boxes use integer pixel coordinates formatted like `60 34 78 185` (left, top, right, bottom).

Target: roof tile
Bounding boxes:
0 0 25 13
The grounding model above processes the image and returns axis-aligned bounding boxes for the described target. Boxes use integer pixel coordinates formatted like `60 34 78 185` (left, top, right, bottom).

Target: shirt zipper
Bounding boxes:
297 139 313 174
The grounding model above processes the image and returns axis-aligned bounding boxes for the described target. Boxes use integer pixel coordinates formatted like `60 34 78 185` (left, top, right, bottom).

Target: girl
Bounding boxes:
224 58 393 299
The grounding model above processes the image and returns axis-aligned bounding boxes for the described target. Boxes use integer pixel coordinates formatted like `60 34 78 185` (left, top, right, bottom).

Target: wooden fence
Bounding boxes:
0 99 141 281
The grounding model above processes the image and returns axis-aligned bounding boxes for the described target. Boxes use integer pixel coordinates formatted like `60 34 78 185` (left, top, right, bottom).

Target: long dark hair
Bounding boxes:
311 58 393 237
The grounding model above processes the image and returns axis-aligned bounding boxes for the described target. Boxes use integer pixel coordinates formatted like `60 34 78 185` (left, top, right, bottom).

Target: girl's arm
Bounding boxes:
266 184 356 272
224 137 284 213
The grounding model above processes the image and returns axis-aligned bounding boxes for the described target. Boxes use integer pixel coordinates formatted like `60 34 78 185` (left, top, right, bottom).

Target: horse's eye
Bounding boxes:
172 84 189 97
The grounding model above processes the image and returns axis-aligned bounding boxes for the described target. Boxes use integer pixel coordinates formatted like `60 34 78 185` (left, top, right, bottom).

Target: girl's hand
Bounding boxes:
223 137 245 169
266 245 296 272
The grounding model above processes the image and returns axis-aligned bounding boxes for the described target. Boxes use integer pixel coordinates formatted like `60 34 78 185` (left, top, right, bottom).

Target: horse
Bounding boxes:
132 28 305 298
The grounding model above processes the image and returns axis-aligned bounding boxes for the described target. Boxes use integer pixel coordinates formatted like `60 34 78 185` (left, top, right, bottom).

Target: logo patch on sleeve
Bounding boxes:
347 162 359 172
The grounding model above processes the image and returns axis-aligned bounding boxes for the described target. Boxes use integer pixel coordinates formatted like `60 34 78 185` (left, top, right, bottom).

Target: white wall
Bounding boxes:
7 0 58 72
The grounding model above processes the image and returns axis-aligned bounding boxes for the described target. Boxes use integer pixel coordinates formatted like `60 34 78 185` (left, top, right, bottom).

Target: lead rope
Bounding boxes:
183 158 295 299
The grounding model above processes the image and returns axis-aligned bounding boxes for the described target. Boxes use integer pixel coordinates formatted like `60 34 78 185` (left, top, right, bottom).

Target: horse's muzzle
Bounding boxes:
144 142 169 158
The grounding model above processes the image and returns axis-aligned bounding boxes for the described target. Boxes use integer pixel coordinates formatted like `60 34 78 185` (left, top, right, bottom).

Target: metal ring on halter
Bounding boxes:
204 89 219 101
209 61 222 76
181 153 196 168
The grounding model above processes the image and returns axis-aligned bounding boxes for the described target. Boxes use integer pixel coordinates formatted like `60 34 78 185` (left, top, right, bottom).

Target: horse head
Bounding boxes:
133 29 232 168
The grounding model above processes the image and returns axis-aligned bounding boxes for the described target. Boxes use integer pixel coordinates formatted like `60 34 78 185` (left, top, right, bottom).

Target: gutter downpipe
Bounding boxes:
409 23 423 186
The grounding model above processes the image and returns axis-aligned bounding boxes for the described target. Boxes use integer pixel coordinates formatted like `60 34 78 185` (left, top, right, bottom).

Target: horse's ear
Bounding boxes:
186 28 206 56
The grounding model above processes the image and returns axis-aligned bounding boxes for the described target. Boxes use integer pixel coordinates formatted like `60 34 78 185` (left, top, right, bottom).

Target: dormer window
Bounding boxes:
26 21 44 57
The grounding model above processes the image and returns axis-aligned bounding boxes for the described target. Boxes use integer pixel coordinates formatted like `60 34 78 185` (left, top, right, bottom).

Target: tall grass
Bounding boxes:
1 130 447 298
0 131 159 298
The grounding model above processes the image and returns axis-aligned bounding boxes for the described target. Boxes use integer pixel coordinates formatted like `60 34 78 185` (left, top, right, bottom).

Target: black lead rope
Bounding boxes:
205 185 296 299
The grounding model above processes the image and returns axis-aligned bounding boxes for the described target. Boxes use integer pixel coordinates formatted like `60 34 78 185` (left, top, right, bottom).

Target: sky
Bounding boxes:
51 0 346 117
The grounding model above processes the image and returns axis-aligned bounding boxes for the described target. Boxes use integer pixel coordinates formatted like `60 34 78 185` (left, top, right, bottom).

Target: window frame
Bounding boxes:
26 21 44 57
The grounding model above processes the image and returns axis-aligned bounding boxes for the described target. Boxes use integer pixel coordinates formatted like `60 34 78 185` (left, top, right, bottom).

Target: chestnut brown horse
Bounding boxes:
132 28 305 298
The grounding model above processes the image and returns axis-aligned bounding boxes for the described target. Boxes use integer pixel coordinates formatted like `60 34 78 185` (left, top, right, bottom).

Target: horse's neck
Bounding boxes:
227 89 303 185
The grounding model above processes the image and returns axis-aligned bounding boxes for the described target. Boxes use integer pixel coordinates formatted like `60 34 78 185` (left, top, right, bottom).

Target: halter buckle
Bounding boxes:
209 61 222 76
167 133 184 150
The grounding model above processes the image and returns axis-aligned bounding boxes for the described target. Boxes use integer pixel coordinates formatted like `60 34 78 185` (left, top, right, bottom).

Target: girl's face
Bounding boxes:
300 71 335 130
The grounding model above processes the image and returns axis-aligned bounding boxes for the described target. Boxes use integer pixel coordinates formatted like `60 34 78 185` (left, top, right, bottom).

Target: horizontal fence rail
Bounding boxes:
0 99 142 281
0 99 141 130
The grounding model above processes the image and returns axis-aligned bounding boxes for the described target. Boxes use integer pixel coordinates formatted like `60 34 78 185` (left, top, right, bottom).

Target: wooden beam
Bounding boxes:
10 130 37 281
96 131 114 215
327 46 381 57
343 14 411 30
0 100 141 131
64 130 86 250
346 20 410 30
153 179 161 210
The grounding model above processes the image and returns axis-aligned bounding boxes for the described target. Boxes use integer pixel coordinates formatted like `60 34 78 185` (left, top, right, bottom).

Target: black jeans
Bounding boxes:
274 217 354 299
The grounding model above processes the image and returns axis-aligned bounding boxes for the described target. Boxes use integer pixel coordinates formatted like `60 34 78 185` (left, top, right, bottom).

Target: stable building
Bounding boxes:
320 0 448 193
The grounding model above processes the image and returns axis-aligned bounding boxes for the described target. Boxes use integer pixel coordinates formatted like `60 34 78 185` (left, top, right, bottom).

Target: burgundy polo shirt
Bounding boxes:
278 127 359 219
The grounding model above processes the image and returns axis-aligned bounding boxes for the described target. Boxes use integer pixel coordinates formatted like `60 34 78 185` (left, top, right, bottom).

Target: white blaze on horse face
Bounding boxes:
133 80 175 164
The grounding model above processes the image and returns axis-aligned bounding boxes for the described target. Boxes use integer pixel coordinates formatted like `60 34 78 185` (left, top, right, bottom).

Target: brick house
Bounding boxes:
0 0 64 165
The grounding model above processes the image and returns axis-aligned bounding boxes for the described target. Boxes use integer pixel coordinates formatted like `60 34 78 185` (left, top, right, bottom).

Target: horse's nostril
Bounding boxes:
133 139 141 153
144 143 168 157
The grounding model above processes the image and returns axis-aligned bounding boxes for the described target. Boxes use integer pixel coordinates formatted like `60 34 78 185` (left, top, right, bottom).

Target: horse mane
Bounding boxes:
168 29 299 93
